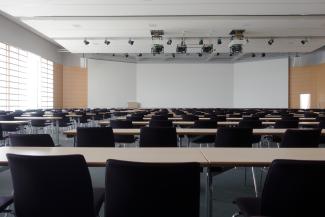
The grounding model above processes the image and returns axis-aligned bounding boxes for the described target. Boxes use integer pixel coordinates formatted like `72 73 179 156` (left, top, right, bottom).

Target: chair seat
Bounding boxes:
0 196 14 212
234 197 261 217
93 187 105 216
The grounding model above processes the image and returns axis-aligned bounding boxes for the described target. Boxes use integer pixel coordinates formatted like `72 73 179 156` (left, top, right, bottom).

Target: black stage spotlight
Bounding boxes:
172 53 175 58
125 54 129 58
217 38 222 45
128 39 134 46
104 39 110 45
268 38 274 45
112 53 115 56
261 53 266 57
167 39 172 45
138 53 142 57
199 39 204 45
83 39 89 45
216 53 220 56
301 39 308 45
252 53 256 57
198 53 203 57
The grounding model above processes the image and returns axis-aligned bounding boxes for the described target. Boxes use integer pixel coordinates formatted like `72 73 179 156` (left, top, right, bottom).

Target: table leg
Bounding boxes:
56 120 59 146
205 167 212 217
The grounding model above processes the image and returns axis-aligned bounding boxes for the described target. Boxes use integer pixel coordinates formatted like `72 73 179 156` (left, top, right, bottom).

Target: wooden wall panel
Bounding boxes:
53 63 63 109
63 66 88 108
289 63 325 108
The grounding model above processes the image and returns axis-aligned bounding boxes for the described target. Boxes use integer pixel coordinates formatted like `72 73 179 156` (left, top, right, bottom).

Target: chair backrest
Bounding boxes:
77 127 115 147
182 115 199 121
281 116 299 121
261 159 325 216
140 127 177 147
149 120 173 128
215 127 253 147
274 120 299 128
193 120 218 128
9 134 55 147
110 120 133 128
7 154 95 217
242 116 259 121
280 129 321 148
151 115 168 121
319 121 325 129
238 120 263 129
105 159 200 217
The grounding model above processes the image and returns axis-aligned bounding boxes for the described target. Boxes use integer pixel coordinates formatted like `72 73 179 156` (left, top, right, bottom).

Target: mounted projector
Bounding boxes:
176 38 187 54
229 29 247 55
202 44 213 53
151 44 164 54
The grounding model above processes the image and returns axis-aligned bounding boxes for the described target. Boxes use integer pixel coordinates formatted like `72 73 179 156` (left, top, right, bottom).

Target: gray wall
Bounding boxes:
0 13 62 63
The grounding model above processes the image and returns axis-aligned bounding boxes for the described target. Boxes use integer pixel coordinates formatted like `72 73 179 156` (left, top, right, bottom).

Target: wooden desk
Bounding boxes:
64 128 325 137
14 116 62 145
0 147 208 167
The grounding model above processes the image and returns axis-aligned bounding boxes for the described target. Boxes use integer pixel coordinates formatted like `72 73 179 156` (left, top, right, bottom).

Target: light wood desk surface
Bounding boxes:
63 128 325 137
0 120 30 125
0 147 207 167
1 147 324 168
201 148 325 167
15 116 62 120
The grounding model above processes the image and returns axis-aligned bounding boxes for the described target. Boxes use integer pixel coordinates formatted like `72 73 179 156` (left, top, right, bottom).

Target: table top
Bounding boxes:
200 148 325 167
0 147 208 167
63 128 325 137
0 120 30 125
15 116 62 120
1 147 324 167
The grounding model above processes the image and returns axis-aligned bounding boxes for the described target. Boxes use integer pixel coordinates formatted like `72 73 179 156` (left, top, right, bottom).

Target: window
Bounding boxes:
0 42 53 111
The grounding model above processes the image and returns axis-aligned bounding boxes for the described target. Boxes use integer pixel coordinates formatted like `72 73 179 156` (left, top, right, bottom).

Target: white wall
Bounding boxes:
136 64 234 108
233 58 289 108
0 14 62 63
88 59 137 108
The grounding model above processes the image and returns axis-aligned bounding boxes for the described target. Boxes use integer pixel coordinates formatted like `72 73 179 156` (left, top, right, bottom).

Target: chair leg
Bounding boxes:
251 167 259 197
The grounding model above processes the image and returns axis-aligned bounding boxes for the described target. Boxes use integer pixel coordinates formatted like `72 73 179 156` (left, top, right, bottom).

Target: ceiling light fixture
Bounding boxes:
301 38 308 45
268 38 274 45
104 39 110 45
128 39 134 46
83 39 89 45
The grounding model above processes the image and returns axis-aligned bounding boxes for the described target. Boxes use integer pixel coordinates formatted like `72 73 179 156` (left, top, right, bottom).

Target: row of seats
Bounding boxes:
1 155 324 217
4 127 322 148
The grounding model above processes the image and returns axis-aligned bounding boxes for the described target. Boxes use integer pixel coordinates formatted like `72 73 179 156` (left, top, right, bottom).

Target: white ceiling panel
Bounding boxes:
1 0 325 16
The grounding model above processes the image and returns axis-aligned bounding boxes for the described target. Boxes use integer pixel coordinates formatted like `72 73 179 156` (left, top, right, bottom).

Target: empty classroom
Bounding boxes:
1 1 325 217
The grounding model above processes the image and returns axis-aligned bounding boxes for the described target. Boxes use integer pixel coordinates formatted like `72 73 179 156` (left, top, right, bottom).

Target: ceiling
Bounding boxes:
1 0 325 62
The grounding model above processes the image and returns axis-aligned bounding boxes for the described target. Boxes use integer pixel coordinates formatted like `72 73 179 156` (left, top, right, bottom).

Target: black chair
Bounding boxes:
215 127 253 147
151 115 168 121
7 154 104 217
139 127 177 147
233 159 325 217
273 120 299 144
149 120 173 128
105 159 200 217
239 120 263 144
280 129 321 148
190 120 218 145
110 120 136 145
0 196 13 214
9 134 55 147
182 115 199 121
281 116 299 121
0 125 7 146
77 127 115 147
